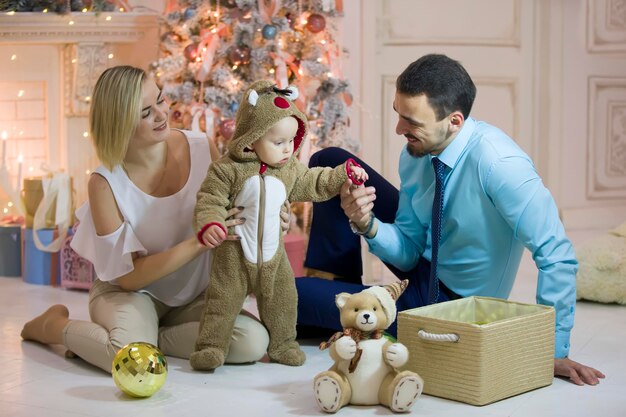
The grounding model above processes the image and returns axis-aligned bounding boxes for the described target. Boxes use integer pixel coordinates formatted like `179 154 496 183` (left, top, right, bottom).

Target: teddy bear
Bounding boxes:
314 280 424 413
576 221 626 305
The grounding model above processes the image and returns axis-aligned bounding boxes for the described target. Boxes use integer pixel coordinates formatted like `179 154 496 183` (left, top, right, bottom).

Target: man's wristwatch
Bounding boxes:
349 214 375 237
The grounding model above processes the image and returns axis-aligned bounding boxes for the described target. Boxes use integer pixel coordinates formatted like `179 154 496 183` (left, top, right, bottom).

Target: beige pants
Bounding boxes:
62 280 269 373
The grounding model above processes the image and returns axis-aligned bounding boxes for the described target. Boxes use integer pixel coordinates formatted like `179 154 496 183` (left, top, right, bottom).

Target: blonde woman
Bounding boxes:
21 65 271 372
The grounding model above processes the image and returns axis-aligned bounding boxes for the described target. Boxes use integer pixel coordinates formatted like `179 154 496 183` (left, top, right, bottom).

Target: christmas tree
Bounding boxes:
152 0 358 159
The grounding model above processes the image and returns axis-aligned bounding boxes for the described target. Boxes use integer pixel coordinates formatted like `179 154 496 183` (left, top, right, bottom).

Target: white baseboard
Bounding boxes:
561 205 626 231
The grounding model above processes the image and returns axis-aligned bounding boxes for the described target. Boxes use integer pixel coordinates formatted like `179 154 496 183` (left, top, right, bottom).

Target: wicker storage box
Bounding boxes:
398 296 554 406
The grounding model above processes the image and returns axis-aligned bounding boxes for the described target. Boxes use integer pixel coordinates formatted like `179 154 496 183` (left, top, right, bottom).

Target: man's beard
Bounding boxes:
407 142 429 158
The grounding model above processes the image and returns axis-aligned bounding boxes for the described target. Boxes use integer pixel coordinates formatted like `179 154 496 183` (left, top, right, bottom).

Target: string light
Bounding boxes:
71 58 77 64
119 7 125 12
10 54 16 61
320 40 327 45
108 53 114 59
43 8 48 13
28 166 34 172
85 96 91 102
69 20 75 25
83 131 89 138
269 68 275 74
316 57 323 62
105 16 112 21
6 11 15 15
232 65 238 70
85 169 91 175
82 8 88 13
7 202 13 207
17 90 24 97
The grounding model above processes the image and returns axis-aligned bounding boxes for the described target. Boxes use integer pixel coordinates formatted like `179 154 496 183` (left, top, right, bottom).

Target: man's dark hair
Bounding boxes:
396 54 476 120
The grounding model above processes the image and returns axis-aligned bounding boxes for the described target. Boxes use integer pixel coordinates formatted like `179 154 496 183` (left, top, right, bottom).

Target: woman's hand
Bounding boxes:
224 206 246 240
280 200 291 236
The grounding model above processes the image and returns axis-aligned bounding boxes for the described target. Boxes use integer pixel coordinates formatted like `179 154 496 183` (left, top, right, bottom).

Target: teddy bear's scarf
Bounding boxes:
319 328 384 372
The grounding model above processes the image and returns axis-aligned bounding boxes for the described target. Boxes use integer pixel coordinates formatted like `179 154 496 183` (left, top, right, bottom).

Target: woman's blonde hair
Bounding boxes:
89 65 146 170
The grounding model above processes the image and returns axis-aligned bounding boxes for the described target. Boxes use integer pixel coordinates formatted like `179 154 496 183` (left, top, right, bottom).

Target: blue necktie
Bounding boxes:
428 157 446 304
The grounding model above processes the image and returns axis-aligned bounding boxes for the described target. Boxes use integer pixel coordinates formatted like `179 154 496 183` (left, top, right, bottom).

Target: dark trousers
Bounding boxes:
296 147 458 337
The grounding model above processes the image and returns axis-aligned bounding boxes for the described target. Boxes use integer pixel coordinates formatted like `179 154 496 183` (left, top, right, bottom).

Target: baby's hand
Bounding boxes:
201 224 227 248
349 166 369 184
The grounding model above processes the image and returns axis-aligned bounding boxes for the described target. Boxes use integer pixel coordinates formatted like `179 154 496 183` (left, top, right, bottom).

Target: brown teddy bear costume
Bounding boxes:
191 80 363 370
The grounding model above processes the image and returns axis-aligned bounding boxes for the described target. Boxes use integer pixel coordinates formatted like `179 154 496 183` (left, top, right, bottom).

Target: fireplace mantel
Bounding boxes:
1 12 160 116
0 12 158 44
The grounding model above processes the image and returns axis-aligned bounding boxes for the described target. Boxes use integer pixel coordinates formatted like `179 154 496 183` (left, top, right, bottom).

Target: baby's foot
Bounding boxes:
269 342 306 366
21 304 69 344
189 347 225 371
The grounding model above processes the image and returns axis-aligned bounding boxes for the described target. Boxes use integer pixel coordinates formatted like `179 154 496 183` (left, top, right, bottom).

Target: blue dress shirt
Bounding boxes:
367 117 577 358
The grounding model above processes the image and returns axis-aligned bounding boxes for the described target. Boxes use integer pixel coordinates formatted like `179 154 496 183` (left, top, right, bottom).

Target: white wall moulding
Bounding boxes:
64 44 108 117
587 77 626 199
561 204 626 230
0 12 157 44
381 76 401 187
587 0 626 53
472 77 519 145
379 0 520 46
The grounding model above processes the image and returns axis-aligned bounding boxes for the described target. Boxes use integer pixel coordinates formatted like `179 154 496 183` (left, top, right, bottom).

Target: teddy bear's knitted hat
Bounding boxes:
363 280 409 326
227 80 308 163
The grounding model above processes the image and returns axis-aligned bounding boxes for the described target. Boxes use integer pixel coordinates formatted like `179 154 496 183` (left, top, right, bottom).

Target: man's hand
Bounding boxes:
554 357 605 385
339 179 376 230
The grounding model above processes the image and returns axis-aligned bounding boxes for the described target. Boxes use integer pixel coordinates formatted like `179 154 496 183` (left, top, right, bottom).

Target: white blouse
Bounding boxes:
71 130 213 306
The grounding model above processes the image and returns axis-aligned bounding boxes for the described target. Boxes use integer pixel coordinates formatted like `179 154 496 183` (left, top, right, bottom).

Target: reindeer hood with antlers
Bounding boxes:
227 80 308 162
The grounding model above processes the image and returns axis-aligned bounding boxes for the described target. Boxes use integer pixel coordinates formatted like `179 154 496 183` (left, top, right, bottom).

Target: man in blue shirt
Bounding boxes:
296 54 604 386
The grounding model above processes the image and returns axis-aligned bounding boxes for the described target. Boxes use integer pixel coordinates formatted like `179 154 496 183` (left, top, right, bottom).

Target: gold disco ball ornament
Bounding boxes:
112 342 168 398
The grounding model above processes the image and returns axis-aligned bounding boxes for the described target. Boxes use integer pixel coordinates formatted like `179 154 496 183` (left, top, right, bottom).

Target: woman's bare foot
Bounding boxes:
21 304 70 345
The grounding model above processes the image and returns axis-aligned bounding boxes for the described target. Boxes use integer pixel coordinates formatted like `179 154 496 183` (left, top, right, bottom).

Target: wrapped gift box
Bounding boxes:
22 176 75 229
60 233 94 290
284 232 306 277
398 296 554 406
0 225 22 277
22 227 72 286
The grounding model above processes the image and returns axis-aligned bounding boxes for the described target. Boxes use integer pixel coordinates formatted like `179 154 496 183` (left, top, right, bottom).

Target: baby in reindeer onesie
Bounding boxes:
191 80 367 370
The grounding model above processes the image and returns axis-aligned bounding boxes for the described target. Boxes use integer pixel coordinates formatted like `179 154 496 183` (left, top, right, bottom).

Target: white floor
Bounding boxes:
1 231 625 417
